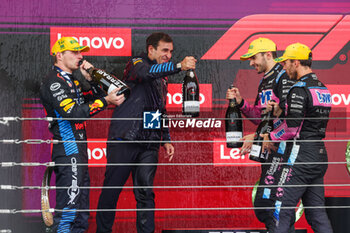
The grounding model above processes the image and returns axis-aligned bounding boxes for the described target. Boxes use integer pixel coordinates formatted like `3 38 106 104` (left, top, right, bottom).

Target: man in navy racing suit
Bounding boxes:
262 43 333 233
40 37 125 232
226 38 295 231
96 32 197 233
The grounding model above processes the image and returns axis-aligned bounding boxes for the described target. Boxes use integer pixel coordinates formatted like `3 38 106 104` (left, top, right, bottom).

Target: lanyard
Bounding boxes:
54 66 81 104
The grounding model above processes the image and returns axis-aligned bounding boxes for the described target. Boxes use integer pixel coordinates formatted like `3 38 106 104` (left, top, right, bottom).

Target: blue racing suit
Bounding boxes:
40 66 108 232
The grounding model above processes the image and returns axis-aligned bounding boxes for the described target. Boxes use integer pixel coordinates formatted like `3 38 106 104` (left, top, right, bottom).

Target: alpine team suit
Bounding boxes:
238 63 294 124
96 53 181 233
237 63 295 229
239 63 295 228
269 73 333 233
40 67 108 232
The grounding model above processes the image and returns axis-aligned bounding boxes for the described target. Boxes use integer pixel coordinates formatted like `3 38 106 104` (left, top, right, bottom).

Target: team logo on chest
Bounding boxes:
315 90 331 104
260 90 272 105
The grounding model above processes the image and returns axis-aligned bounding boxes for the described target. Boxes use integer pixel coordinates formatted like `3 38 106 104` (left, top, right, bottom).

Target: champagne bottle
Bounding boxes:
86 67 131 99
182 69 200 117
225 85 243 148
249 105 275 162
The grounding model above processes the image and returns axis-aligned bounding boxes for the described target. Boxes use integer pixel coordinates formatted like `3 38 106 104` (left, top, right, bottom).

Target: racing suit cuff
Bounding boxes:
237 99 245 109
268 133 272 141
278 109 285 119
100 97 108 107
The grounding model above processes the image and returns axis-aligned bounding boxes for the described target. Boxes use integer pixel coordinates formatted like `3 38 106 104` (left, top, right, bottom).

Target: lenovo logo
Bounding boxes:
167 84 212 111
87 139 107 167
50 27 131 56
213 138 259 167
202 14 350 61
328 85 350 107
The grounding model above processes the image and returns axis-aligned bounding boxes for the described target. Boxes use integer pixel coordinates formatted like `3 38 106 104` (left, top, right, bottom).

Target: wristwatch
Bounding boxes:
176 62 182 70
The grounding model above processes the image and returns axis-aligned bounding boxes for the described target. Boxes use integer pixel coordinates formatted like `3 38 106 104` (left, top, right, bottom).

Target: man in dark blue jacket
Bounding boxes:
96 32 197 233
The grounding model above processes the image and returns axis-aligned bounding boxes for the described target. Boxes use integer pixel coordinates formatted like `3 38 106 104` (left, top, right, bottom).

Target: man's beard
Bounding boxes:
289 70 298 80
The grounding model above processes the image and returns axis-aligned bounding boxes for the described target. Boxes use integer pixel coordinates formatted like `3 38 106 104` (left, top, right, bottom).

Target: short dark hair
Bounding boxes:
299 52 312 68
146 32 173 53
261 51 277 59
290 52 312 67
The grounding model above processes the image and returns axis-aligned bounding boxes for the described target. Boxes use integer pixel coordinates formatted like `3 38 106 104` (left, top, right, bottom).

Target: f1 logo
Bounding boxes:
202 14 350 61
143 110 161 129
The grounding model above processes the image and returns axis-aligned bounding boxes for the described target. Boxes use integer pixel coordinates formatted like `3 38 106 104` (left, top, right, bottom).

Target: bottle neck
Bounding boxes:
266 106 274 119
187 69 195 78
229 98 237 107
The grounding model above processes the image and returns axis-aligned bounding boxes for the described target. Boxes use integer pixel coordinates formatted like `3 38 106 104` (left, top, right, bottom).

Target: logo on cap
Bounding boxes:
275 42 311 62
240 37 276 60
51 37 90 55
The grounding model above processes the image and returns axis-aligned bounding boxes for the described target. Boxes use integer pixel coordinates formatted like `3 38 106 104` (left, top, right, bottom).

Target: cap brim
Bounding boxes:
76 46 90 53
274 57 287 63
51 46 90 56
240 52 255 61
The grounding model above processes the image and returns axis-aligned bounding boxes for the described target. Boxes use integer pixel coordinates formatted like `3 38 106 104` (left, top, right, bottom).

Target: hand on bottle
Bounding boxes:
240 133 255 155
180 56 197 71
226 87 242 105
104 88 125 106
266 100 282 117
163 143 174 161
260 133 277 154
79 60 94 82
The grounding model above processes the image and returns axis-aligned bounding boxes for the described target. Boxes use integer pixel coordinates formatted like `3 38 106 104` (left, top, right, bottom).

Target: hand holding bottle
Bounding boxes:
104 88 125 106
249 104 275 163
226 87 243 105
266 100 282 117
180 56 197 71
240 133 255 155
79 60 94 81
260 133 277 154
225 85 243 148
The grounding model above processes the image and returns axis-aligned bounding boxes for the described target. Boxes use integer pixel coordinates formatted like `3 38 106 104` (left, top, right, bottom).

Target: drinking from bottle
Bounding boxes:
85 65 131 99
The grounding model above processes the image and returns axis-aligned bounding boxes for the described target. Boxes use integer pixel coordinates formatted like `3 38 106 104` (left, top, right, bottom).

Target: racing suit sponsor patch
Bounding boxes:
60 98 73 107
50 82 61 91
277 141 286 154
67 157 79 205
63 102 75 112
132 58 143 65
288 144 300 165
90 99 104 109
274 200 282 221
263 188 271 199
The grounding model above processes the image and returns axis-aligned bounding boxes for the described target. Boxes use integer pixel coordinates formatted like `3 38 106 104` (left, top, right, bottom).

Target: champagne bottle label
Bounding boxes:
260 150 269 161
107 84 118 94
96 69 123 88
99 78 112 89
250 144 262 158
226 132 243 142
184 100 200 112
